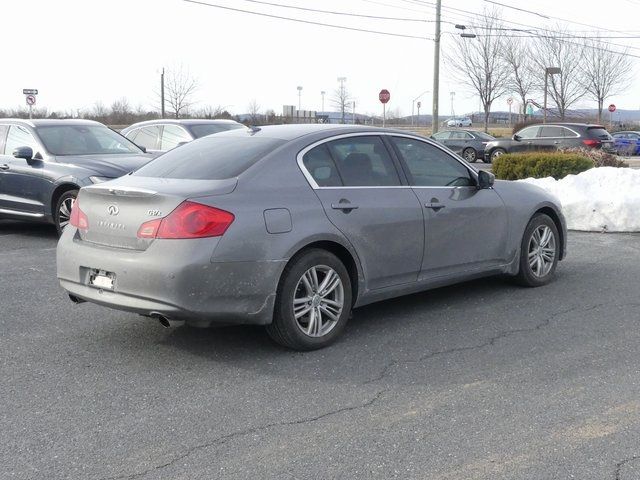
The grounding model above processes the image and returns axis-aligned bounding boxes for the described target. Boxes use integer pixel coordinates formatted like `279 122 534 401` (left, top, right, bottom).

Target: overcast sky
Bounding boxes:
3 0 640 118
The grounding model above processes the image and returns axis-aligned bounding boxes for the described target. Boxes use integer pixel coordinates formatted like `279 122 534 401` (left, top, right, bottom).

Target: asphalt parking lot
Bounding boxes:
2 221 639 480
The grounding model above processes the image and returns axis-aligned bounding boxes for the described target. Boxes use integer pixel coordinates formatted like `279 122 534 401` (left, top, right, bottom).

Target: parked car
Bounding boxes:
612 131 640 155
0 119 152 234
57 124 566 351
430 129 495 162
484 123 615 163
121 119 246 154
446 117 473 127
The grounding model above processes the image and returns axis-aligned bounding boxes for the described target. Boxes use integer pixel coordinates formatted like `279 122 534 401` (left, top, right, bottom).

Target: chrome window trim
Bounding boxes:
296 131 478 190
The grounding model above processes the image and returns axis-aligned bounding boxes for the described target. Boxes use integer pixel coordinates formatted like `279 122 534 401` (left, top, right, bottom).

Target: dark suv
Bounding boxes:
0 119 152 234
484 123 615 163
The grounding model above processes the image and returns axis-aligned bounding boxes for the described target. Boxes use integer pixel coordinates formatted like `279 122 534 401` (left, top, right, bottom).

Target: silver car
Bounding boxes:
57 125 567 350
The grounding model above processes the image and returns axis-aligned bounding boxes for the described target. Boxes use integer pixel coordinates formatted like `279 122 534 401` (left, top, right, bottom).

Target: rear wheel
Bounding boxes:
267 249 352 350
462 147 477 163
55 189 78 236
514 213 559 287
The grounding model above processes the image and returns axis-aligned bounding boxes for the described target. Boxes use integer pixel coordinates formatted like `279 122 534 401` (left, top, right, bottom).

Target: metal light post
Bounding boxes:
416 101 421 126
450 91 455 119
160 68 165 119
297 86 303 111
321 90 325 114
431 0 442 133
352 101 356 124
543 67 561 123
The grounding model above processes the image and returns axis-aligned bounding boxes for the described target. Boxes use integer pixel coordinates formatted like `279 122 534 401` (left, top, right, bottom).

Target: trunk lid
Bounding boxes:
76 175 237 250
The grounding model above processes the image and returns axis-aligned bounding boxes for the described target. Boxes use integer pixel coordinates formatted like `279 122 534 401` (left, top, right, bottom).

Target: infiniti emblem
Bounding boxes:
107 204 119 216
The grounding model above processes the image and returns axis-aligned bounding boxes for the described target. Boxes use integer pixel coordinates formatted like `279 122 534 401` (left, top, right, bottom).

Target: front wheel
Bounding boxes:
462 147 477 163
488 148 506 163
55 189 78 236
513 213 559 287
267 249 352 350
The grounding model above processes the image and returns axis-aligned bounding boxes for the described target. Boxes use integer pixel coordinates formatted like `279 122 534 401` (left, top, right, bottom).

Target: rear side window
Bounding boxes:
539 126 565 138
391 137 473 187
134 136 285 180
325 136 401 186
302 144 342 187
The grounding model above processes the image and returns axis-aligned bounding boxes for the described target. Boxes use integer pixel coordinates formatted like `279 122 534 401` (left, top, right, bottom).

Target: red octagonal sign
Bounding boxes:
379 89 391 104
608 104 616 112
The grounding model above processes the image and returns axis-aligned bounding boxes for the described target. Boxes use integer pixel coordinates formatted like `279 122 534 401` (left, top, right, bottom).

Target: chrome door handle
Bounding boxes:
331 203 359 211
425 203 445 211
0 164 9 171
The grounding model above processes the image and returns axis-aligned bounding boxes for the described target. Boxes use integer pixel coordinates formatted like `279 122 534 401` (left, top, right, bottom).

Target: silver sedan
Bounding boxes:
57 125 566 350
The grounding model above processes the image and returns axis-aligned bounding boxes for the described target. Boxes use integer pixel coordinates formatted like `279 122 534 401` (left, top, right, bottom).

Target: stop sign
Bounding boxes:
379 89 390 104
608 104 616 112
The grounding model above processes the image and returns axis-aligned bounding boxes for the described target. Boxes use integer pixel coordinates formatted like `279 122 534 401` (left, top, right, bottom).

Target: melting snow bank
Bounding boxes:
519 167 640 232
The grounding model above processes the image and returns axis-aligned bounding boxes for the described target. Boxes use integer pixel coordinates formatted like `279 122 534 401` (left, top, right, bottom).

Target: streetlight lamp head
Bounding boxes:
454 24 466 30
460 33 476 38
546 67 561 75
297 86 303 91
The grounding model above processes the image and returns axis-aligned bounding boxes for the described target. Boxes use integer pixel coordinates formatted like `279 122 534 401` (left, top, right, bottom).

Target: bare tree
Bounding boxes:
163 65 198 118
110 97 132 125
533 27 585 120
580 38 632 123
331 80 352 124
247 99 262 124
445 8 511 132
502 36 537 120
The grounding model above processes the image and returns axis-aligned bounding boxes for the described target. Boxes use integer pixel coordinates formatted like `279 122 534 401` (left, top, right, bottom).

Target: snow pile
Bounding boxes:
519 167 640 232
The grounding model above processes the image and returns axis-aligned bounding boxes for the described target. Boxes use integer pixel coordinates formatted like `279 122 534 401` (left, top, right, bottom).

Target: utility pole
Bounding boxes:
160 68 165 119
337 77 347 123
297 86 303 111
321 90 325 114
431 0 442 133
450 91 455 118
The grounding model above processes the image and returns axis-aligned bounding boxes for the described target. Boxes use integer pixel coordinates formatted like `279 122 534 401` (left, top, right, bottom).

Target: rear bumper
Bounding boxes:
56 229 285 325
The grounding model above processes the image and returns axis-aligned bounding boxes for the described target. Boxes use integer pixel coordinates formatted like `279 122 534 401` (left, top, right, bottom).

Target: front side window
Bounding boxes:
432 131 451 141
325 136 400 187
5 125 39 155
517 126 540 139
129 126 160 150
36 125 141 155
160 125 192 151
391 137 474 187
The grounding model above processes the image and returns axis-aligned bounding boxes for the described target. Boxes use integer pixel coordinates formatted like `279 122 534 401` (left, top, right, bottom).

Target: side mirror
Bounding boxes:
136 144 147 153
512 134 521 141
477 170 495 189
12 146 33 161
176 141 189 148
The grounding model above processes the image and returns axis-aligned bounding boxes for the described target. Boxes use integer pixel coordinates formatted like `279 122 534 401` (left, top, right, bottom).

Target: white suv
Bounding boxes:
446 117 472 127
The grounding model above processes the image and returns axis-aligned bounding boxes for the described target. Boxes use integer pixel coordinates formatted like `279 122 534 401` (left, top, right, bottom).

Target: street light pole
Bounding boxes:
411 89 430 127
160 68 165 119
297 86 303 111
321 90 325 114
431 0 442 133
543 67 561 124
337 77 347 123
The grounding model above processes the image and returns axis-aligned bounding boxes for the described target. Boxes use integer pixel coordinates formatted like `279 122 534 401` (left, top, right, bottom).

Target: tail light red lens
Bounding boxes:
69 199 89 230
582 139 600 148
137 201 234 239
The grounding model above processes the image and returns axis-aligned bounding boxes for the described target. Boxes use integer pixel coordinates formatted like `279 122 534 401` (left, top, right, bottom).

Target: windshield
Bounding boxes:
188 123 246 138
36 125 142 156
133 135 285 180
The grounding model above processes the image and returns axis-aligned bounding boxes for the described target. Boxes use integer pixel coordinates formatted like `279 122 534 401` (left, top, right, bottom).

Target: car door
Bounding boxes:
512 125 540 153
388 135 509 279
0 124 46 216
431 131 452 148
537 125 567 151
301 134 424 290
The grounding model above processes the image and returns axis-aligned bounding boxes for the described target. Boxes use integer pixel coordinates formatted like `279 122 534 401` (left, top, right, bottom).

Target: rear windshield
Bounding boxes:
587 127 612 140
189 123 245 138
133 135 285 180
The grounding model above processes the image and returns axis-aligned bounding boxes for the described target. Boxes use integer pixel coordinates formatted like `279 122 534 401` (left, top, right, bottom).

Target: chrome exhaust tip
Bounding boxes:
68 294 86 304
150 313 171 328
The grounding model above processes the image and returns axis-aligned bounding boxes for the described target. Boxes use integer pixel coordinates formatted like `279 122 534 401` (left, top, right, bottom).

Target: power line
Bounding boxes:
237 0 434 23
182 0 432 40
483 0 549 19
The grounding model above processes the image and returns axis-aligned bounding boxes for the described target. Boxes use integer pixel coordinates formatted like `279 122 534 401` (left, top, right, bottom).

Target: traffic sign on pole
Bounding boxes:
608 104 616 112
23 89 38 95
26 95 36 106
379 89 391 104
507 97 513 105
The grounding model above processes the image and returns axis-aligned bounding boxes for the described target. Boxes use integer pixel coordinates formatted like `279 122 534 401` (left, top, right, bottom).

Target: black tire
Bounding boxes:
488 148 506 163
266 249 352 351
54 189 78 236
513 213 560 287
462 147 477 163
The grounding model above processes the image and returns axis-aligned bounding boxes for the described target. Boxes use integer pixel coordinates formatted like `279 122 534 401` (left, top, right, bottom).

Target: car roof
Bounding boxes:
125 119 242 128
209 123 420 141
526 122 606 128
0 118 104 127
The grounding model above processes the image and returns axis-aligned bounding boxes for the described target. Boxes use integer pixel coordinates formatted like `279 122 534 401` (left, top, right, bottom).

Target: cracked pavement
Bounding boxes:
1 220 639 479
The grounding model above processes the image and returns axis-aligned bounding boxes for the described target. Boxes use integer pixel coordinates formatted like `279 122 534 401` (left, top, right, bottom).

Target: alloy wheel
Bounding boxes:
527 225 556 277
58 197 75 230
293 265 344 337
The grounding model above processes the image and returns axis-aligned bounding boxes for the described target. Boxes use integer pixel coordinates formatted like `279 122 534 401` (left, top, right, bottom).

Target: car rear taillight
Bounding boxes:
137 201 234 239
583 139 601 148
69 199 89 230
